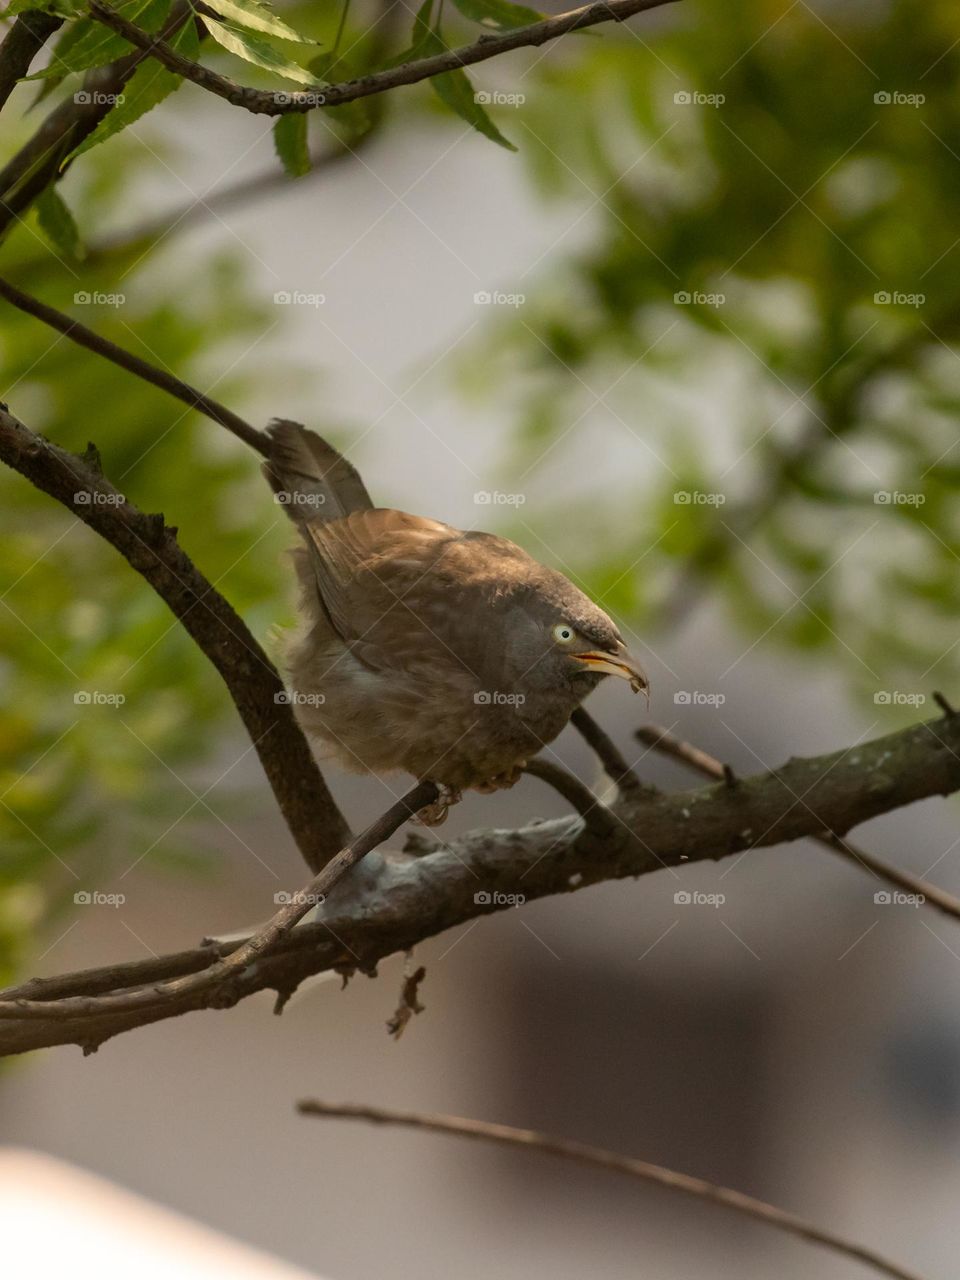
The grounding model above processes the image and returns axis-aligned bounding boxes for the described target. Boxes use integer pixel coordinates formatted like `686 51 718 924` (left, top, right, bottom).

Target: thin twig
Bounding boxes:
636 722 960 923
88 0 680 117
523 757 607 824
570 706 649 796
296 1102 924 1280
0 275 265 453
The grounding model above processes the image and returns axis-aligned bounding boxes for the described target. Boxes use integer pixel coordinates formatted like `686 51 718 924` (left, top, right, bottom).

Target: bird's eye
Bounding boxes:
553 623 575 644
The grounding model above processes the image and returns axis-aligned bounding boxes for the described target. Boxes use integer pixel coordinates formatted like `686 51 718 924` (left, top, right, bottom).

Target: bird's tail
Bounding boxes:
262 420 374 523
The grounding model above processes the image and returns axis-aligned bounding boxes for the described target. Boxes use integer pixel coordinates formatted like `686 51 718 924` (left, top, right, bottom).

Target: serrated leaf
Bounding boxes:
68 17 198 160
201 15 319 85
450 0 541 29
35 187 84 260
29 0 171 79
273 113 310 176
202 0 316 44
308 49 376 140
432 66 516 150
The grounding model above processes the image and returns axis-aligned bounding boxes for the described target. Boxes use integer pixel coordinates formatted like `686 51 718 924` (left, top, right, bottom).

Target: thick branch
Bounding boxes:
297 1103 923 1280
88 0 679 117
1 712 958 1057
0 404 350 872
636 722 960 923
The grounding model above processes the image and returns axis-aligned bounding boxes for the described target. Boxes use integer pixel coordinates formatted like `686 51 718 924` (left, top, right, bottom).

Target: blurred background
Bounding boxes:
1 0 959 1275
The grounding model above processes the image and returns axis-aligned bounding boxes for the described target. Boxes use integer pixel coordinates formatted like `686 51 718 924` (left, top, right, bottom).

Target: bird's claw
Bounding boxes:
414 783 462 826
474 763 526 794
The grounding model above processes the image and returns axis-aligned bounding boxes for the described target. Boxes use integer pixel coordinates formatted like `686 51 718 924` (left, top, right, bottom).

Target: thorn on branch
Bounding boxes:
933 691 956 718
81 442 103 474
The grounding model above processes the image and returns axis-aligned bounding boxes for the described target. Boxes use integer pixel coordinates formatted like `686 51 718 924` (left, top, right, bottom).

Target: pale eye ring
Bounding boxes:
553 623 575 644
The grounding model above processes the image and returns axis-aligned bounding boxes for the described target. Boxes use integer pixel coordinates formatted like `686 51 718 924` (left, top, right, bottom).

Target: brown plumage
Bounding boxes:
265 421 647 823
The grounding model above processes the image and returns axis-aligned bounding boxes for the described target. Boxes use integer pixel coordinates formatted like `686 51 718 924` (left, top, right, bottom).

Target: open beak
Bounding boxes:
577 646 649 698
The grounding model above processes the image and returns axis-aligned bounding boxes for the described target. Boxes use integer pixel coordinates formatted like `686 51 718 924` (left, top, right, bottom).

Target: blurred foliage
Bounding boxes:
0 137 303 977
463 0 960 700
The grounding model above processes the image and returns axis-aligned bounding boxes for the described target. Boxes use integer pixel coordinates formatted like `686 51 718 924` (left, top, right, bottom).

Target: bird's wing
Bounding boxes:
302 511 533 678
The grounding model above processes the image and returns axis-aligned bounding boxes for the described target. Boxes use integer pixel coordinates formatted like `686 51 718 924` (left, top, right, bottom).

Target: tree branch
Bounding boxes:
0 11 63 112
635 722 960 923
296 1102 924 1280
1 711 958 1057
0 403 350 873
570 705 651 797
87 0 680 117
0 275 266 453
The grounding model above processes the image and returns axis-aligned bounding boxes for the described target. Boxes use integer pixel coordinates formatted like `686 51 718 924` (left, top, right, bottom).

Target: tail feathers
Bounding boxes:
263 419 374 523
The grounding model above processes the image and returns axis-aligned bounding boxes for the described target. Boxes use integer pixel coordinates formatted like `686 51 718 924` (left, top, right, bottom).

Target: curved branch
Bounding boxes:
88 0 680 117
0 403 350 873
297 1102 924 1280
1 710 958 1057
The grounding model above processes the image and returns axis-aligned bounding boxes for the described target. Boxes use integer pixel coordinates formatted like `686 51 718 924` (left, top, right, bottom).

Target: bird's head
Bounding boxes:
503 574 648 701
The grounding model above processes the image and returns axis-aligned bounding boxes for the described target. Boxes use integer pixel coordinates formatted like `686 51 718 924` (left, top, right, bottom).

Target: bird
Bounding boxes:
264 421 648 825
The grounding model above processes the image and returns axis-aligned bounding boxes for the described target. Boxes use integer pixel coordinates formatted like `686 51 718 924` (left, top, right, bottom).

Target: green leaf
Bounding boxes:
201 15 319 85
28 0 171 79
201 0 316 45
1 0 80 16
449 0 542 29
432 67 517 150
35 187 84 260
385 0 436 67
69 17 199 160
273 113 311 176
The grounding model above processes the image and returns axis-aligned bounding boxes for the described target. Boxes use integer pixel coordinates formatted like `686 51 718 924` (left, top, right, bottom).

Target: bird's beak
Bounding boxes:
577 646 649 697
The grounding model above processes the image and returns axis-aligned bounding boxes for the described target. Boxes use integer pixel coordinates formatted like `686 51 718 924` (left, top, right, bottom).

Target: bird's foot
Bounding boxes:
474 762 526 794
414 782 462 827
